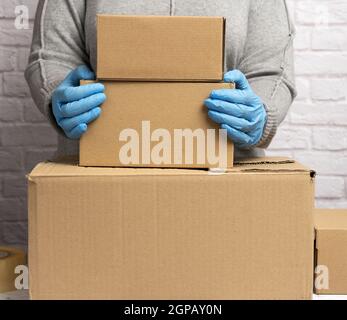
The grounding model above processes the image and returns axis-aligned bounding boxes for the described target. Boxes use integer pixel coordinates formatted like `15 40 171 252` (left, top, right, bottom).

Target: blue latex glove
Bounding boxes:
52 65 106 139
204 70 267 149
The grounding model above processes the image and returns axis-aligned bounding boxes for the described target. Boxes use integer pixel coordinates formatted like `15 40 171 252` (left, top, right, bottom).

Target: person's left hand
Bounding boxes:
204 70 267 149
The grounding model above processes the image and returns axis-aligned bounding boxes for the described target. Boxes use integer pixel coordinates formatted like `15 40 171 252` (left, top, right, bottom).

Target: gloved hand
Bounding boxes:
204 70 267 149
52 65 106 139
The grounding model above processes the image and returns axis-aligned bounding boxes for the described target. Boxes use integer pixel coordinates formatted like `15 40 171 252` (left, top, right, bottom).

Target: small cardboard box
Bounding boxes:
28 158 315 300
97 15 225 81
314 209 347 295
0 247 26 293
80 81 234 168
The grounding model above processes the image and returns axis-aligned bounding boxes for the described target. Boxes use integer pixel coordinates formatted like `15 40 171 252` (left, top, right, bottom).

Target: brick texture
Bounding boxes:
0 0 57 247
267 0 347 211
0 0 347 247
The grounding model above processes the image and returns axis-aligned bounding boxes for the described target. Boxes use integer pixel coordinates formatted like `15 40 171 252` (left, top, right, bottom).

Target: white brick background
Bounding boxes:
0 0 57 247
0 0 346 247
267 0 347 210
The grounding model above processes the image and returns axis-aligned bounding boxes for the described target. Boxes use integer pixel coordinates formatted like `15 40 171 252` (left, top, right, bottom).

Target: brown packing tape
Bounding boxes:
0 247 27 293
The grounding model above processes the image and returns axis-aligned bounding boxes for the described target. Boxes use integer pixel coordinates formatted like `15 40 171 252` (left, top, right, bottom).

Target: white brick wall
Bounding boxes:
267 0 347 210
0 0 57 247
0 0 346 246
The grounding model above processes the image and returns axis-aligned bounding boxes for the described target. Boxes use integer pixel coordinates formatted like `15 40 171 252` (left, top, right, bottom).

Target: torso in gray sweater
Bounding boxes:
25 0 296 159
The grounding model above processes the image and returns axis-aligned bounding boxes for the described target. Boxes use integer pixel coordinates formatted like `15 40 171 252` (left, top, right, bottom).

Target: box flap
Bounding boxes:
29 157 315 179
28 160 203 178
232 157 315 176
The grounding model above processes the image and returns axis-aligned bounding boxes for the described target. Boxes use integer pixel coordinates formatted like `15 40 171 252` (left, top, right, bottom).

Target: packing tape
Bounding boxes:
0 247 26 293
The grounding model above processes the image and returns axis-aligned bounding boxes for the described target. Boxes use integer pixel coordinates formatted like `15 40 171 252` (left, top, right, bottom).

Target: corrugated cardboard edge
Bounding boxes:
233 157 316 177
95 79 226 82
81 80 235 87
234 157 293 165
222 18 226 76
28 174 38 300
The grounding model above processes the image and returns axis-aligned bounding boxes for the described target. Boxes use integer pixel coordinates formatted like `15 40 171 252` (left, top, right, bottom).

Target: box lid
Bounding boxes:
28 157 314 179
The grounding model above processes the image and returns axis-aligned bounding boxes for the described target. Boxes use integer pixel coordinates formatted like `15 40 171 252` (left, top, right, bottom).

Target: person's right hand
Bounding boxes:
52 65 106 139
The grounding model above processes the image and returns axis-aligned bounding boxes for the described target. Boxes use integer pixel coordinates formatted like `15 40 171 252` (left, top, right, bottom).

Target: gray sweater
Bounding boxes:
25 0 296 159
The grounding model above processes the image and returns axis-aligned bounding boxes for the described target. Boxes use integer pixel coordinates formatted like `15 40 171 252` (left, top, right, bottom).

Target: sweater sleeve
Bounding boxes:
237 0 296 148
24 0 88 132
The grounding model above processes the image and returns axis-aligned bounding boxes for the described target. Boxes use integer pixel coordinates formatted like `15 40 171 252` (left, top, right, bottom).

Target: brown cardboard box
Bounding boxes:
97 15 225 81
80 81 234 168
314 209 347 295
28 158 314 300
0 247 26 293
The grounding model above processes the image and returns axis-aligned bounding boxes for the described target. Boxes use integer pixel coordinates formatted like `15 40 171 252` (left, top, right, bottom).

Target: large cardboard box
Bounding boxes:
314 209 347 295
28 158 315 300
80 81 234 168
97 15 225 81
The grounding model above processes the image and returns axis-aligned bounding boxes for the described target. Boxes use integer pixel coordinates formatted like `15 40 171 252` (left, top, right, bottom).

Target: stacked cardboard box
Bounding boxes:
314 209 347 295
28 15 316 300
96 15 225 81
80 15 234 169
28 157 314 300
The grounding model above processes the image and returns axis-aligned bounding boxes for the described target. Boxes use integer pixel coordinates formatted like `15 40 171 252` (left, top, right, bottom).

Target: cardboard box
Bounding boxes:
0 247 27 293
28 158 315 300
97 15 225 81
80 81 234 168
314 209 347 295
